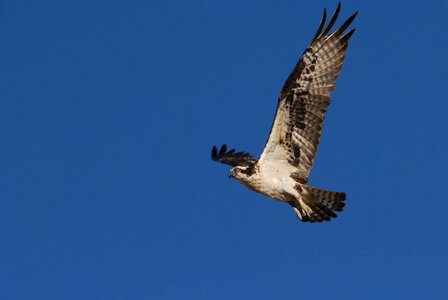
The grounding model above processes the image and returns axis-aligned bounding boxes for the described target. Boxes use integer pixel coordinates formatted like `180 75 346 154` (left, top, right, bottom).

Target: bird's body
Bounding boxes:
234 160 298 203
212 3 356 223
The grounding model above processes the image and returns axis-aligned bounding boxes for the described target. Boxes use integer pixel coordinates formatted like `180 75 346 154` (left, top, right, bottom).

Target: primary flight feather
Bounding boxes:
211 3 357 223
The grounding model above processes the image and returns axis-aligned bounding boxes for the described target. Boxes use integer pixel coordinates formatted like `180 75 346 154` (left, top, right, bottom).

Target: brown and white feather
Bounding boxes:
259 4 357 183
211 3 356 223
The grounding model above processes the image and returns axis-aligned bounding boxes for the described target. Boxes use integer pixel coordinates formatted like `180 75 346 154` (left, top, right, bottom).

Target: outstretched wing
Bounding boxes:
211 144 256 167
259 3 357 183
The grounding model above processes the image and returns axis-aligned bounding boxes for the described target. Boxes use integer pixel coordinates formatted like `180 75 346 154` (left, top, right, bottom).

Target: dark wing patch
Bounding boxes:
279 3 357 99
259 3 357 182
211 144 256 167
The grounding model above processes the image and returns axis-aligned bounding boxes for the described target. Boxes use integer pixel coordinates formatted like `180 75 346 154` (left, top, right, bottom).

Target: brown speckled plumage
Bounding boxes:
211 3 356 223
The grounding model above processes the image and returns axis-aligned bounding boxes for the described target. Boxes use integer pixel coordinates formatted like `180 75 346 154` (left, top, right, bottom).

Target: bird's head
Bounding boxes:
229 165 252 182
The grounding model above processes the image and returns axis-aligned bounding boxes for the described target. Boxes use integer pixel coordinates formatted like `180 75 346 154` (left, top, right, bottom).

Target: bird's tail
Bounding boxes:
291 185 346 223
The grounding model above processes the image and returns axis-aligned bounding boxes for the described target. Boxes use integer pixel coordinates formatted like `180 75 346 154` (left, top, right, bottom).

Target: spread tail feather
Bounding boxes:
291 185 346 223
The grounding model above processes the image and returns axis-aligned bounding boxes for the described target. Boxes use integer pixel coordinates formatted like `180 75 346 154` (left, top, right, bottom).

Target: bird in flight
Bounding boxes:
211 3 357 223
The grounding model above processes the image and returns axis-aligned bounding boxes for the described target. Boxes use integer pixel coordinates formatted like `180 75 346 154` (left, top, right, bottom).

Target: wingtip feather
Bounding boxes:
211 145 218 160
218 144 227 157
337 11 358 34
321 1 341 36
311 8 327 42
342 28 355 41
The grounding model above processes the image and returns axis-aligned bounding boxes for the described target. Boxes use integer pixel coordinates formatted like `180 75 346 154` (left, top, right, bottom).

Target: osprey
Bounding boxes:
211 3 357 223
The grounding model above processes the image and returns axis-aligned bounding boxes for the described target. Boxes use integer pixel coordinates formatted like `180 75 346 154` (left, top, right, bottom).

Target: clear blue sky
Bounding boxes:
1 0 447 299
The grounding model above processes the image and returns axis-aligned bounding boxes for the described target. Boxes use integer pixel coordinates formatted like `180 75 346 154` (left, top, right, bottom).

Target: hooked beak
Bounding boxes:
228 169 235 179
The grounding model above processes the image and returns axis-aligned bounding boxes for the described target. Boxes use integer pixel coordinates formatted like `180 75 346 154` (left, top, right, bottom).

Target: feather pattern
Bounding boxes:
259 3 357 183
211 3 357 223
211 144 256 167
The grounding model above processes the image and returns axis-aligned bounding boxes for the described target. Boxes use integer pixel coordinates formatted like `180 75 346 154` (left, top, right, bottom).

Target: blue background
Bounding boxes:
1 0 447 299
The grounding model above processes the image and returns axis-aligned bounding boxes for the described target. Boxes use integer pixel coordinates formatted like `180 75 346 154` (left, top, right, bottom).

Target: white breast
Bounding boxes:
251 160 299 202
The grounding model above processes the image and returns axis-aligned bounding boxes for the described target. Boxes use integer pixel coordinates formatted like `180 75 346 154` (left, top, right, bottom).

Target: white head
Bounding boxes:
229 165 253 183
